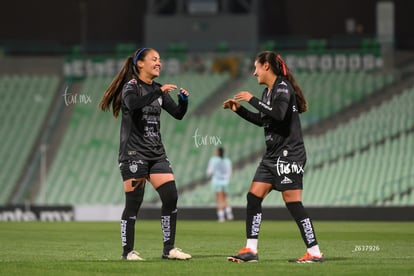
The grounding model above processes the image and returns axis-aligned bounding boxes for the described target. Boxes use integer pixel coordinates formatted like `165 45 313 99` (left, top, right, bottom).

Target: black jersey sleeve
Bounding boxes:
249 97 289 121
162 93 188 120
123 81 163 111
249 83 290 121
235 106 264 127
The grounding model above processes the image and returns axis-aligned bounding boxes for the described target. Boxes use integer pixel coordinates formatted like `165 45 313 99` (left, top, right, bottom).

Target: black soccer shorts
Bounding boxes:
252 157 305 191
119 158 173 181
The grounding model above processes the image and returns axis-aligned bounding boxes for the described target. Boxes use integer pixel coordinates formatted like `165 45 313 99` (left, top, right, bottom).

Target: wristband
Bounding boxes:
179 89 189 101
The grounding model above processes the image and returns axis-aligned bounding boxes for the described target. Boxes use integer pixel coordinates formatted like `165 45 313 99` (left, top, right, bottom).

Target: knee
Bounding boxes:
127 181 145 203
124 178 146 193
157 181 178 211
246 192 263 210
122 191 144 220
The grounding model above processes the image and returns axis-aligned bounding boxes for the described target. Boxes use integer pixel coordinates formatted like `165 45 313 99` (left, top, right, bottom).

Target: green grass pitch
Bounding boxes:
0 220 413 275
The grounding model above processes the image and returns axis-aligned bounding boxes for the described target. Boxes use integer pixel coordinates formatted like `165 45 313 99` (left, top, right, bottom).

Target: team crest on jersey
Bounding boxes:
128 79 137 84
157 97 163 106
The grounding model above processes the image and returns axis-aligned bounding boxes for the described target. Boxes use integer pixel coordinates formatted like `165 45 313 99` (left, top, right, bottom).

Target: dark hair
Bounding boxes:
217 147 224 158
256 51 308 113
99 48 151 118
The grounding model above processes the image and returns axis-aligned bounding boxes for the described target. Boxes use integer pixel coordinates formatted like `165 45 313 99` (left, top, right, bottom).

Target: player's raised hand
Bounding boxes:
223 99 240 111
233 91 253 102
161 84 177 94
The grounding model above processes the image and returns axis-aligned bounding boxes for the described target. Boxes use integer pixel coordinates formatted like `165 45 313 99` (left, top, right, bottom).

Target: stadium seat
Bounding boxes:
0 75 59 204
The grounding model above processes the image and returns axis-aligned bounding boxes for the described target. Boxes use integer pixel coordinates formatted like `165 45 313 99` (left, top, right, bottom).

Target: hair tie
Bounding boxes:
133 48 148 65
277 54 287 76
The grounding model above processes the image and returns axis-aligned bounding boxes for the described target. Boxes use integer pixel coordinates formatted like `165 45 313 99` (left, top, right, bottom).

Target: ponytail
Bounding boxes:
275 54 307 113
99 48 150 118
256 51 308 113
99 56 135 118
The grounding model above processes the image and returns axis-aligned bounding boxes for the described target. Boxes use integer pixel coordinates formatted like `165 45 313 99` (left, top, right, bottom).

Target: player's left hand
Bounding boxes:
178 88 189 101
161 84 178 94
223 99 240 111
234 91 253 102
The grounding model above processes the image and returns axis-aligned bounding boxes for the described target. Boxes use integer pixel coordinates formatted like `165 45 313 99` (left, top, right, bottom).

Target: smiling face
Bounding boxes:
253 59 276 88
253 60 270 85
137 49 162 81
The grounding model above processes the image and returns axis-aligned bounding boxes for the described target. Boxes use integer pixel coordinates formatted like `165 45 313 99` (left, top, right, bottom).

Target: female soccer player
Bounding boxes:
99 47 191 261
223 51 323 263
206 147 234 222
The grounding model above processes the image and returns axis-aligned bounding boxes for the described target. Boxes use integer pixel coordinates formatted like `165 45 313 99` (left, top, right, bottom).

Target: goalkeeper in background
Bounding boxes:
207 147 234 222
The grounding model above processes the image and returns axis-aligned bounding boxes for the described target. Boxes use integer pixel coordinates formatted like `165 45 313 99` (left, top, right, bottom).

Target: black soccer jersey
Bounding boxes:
118 78 187 162
236 76 306 162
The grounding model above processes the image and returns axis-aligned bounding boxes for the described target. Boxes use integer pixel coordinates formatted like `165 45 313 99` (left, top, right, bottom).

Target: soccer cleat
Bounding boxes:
226 214 234 221
121 250 144 261
227 247 259 263
288 252 324 263
162 248 192 260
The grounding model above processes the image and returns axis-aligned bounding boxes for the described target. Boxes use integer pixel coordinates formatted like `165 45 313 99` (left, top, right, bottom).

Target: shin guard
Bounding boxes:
121 181 145 256
157 181 178 254
286 201 318 248
246 192 263 239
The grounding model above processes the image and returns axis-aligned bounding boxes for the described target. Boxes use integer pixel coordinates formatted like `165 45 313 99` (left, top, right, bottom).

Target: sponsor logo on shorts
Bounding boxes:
281 176 293 184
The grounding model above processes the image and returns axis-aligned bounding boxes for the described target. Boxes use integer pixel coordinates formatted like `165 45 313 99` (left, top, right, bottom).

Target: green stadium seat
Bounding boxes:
31 70 413 207
0 75 59 204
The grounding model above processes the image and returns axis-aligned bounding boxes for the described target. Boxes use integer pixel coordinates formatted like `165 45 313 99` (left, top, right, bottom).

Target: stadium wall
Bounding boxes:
1 0 414 51
1 205 413 222
0 57 63 75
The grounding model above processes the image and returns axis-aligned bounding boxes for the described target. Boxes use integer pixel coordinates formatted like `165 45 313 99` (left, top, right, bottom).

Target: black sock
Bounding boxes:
121 182 144 256
157 181 178 254
120 218 135 256
246 192 263 239
286 201 318 248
